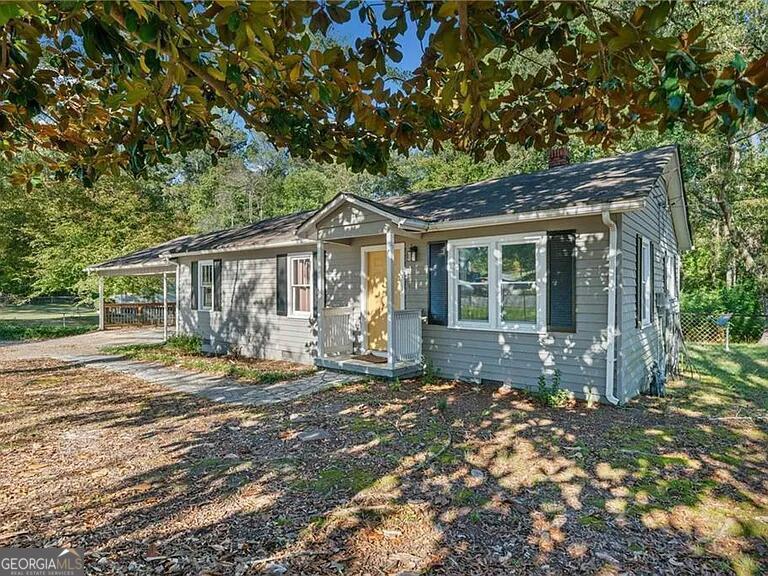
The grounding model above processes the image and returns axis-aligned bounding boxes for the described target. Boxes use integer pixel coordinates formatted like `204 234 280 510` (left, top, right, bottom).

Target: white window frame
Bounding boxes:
665 250 678 299
641 237 652 326
447 233 547 334
287 252 313 319
198 259 214 312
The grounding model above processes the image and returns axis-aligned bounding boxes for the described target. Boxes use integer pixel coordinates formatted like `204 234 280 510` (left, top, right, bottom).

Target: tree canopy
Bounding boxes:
1 0 767 185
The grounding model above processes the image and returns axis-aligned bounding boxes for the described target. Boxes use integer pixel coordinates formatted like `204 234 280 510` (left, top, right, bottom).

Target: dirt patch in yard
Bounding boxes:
0 350 766 575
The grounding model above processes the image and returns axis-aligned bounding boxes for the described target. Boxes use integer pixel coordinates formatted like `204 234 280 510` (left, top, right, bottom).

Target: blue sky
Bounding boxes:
330 6 436 77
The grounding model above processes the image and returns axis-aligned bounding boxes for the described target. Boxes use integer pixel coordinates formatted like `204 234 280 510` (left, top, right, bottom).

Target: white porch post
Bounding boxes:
162 271 169 342
98 276 105 331
316 239 325 358
385 226 395 369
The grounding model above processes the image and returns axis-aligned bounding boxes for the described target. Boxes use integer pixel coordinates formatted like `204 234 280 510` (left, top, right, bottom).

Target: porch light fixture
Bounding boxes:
408 245 418 262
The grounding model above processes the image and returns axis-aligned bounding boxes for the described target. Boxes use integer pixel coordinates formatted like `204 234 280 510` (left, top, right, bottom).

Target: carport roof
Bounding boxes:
86 211 313 275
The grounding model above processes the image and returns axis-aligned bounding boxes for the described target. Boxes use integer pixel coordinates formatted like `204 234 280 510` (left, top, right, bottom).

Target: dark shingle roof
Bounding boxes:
374 145 676 223
87 236 193 271
89 146 678 273
162 211 313 255
89 211 312 272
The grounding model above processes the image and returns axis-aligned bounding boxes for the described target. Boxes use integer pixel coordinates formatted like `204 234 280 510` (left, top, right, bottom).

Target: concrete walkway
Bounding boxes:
2 328 360 406
59 354 360 406
0 327 165 361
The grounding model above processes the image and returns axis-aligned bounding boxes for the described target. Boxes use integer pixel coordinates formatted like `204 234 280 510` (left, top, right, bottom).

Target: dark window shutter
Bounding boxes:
650 241 656 319
428 242 448 325
276 254 287 316
323 250 327 308
213 259 222 311
312 251 319 318
635 235 642 327
191 261 199 310
547 231 576 332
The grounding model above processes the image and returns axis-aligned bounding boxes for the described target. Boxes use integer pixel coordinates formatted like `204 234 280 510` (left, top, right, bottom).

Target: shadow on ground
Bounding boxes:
0 346 765 575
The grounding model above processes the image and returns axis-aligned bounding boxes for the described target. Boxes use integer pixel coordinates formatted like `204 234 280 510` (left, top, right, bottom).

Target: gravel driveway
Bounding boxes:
0 327 165 361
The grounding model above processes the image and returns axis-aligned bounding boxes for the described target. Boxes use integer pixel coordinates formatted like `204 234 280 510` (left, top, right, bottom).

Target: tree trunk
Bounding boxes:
715 143 768 345
759 293 768 345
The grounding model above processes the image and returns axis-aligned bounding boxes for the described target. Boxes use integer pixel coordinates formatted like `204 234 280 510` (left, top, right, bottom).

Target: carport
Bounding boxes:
86 237 189 340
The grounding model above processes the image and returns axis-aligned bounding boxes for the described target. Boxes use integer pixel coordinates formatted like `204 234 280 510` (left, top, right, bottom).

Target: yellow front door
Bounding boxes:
366 248 402 351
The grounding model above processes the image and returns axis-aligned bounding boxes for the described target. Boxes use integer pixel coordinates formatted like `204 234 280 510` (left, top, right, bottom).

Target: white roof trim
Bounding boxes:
661 150 693 251
85 261 177 276
161 238 315 259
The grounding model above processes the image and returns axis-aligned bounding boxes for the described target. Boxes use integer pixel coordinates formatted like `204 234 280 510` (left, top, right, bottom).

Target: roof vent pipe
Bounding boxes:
548 146 570 168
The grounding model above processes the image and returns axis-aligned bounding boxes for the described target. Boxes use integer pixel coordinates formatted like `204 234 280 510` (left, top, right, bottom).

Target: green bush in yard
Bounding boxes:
164 335 202 354
0 323 94 341
535 369 570 408
682 283 765 342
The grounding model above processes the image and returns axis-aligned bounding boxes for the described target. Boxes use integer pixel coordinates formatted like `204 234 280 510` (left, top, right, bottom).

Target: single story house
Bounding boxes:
88 145 691 404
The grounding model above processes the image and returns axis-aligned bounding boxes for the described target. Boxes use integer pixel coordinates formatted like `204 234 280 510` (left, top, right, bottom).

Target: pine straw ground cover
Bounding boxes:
0 344 765 576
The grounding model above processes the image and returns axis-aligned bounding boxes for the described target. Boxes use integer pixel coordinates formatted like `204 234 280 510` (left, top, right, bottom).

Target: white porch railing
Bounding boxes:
322 306 354 356
392 309 422 362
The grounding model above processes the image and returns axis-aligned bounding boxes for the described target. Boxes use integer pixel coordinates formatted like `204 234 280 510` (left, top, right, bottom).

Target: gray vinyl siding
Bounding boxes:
283 215 611 402
176 246 316 363
412 216 610 402
617 180 678 401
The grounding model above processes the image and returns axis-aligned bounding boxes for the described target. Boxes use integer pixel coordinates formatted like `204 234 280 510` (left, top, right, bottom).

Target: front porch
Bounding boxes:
316 305 423 378
301 195 427 379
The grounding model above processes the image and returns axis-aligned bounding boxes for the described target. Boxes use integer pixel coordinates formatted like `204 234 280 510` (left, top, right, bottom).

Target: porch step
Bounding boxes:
316 356 423 379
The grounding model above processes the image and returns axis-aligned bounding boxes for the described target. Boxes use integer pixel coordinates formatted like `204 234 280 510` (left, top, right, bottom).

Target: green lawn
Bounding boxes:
680 343 768 416
0 302 97 341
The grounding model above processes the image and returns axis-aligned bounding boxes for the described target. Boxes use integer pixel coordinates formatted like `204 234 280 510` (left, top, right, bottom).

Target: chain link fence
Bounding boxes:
680 312 767 344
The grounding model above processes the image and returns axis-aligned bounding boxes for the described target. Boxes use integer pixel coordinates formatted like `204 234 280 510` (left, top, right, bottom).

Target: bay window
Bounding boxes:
448 233 546 332
288 253 313 318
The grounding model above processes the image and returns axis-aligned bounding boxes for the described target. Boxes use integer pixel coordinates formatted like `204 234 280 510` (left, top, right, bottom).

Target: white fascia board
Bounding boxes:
85 262 177 276
161 238 315 259
662 152 693 252
425 199 646 231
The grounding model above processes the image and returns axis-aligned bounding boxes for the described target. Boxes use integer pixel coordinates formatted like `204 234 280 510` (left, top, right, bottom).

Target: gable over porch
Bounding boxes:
298 194 428 378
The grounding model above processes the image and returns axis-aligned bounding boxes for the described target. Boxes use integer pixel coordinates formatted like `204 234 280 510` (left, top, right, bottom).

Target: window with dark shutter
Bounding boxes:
276 254 287 316
428 242 448 325
547 231 576 332
191 261 199 310
213 259 222 311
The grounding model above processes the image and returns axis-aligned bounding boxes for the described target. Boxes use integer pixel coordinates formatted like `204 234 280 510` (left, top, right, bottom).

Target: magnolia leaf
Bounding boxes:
645 1 672 31
731 53 747 74
138 20 159 43
0 3 21 26
327 5 350 24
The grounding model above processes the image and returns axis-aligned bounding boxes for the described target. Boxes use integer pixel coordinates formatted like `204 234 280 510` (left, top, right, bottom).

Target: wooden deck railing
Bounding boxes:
104 302 176 327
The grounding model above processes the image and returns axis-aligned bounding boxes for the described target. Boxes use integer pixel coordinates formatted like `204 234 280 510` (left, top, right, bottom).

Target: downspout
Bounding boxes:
601 209 621 405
